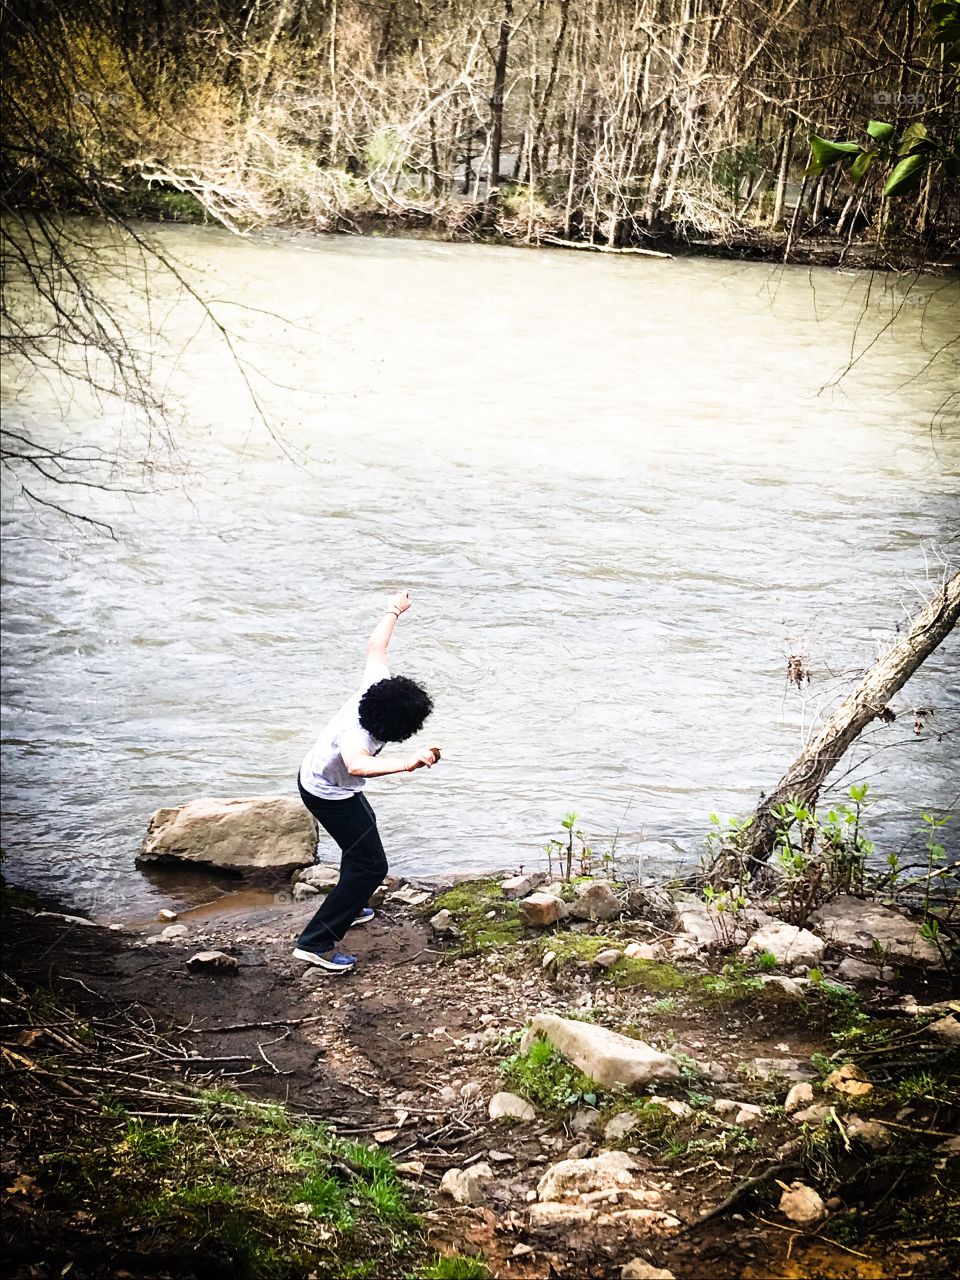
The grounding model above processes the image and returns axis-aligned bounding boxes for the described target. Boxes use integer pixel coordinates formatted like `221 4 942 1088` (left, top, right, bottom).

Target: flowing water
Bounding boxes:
2 224 958 920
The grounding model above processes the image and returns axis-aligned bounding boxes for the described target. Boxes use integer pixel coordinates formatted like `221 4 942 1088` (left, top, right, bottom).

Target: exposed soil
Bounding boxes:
2 885 958 1279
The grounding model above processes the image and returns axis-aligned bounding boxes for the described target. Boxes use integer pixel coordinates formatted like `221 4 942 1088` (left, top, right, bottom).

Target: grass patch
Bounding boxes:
500 1037 602 1114
429 879 522 954
417 1254 490 1280
28 1084 421 1278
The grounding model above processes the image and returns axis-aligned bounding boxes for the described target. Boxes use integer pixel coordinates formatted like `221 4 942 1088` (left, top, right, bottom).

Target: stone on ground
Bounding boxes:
845 1117 892 1151
568 879 622 922
605 1112 640 1143
501 872 548 899
593 948 623 968
809 896 942 967
536 1150 639 1201
779 1181 827 1225
439 1166 488 1205
742 922 824 968
622 1262 676 1280
292 881 320 901
160 923 188 939
140 795 315 871
429 909 457 934
186 950 239 974
784 1082 814 1113
294 862 340 890
624 941 665 960
518 892 568 927
489 1091 537 1121
824 1063 872 1096
522 1014 680 1089
837 956 879 982
672 896 746 949
928 1014 960 1043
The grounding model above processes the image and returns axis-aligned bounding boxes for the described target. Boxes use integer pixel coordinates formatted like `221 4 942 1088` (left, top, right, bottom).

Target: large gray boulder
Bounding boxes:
140 795 315 872
809 896 942 967
522 1014 680 1089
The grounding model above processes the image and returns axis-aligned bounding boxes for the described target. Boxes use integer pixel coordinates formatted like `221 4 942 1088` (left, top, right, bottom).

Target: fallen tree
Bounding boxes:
746 570 960 862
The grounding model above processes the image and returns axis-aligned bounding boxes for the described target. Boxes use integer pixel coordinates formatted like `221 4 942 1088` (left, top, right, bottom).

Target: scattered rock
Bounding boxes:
566 1141 593 1160
501 872 548 899
784 1083 814 1114
488 1150 514 1163
528 1201 594 1228
837 956 879 982
522 1014 680 1090
605 1112 641 1144
624 942 665 961
809 896 942 967
489 1092 537 1122
437 1085 458 1106
734 1103 763 1128
593 948 623 968
439 1167 487 1205
429 909 457 935
140 795 315 871
35 911 98 927
537 1150 639 1201
373 1129 398 1143
186 950 239 974
161 923 188 940
649 1096 692 1119
518 893 568 927
158 909 178 921
622 1262 676 1280
570 1106 602 1135
845 1118 892 1151
779 1181 827 1225
752 1057 815 1082
760 975 808 998
459 1081 482 1100
568 880 622 922
742 923 824 968
928 1015 960 1044
396 1160 425 1176
293 863 341 890
292 881 320 901
542 950 557 969
824 1063 872 1097
672 896 745 949
387 885 431 906
791 1103 833 1125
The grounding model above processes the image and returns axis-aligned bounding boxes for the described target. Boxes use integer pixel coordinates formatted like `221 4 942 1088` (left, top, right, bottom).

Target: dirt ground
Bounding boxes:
2 884 958 1280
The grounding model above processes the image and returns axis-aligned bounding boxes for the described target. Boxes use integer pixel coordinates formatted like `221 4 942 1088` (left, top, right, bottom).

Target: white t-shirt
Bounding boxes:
299 659 390 800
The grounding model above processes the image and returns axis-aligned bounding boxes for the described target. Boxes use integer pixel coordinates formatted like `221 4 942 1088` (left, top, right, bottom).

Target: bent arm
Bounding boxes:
340 731 440 779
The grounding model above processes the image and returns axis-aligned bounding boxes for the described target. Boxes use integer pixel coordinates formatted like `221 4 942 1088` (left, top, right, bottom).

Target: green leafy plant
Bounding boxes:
500 1037 602 1114
417 1254 490 1280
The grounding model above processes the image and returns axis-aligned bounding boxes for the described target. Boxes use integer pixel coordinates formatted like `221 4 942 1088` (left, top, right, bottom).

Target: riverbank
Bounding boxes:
115 194 960 273
2 868 957 1280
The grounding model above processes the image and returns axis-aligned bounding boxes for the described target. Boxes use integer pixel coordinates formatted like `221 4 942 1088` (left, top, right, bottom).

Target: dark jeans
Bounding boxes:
296 778 388 953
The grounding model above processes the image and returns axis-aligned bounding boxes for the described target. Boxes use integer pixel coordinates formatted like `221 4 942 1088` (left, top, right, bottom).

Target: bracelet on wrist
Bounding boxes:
389 609 401 619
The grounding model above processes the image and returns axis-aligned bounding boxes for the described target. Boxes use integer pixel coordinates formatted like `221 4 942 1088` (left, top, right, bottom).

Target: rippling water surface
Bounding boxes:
2 226 958 918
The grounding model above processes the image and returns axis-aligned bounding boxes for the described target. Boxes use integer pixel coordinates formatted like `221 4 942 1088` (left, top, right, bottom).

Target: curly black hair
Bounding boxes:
358 675 433 742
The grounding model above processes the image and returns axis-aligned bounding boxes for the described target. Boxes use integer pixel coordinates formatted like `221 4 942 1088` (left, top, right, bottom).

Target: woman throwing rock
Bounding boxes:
293 591 440 972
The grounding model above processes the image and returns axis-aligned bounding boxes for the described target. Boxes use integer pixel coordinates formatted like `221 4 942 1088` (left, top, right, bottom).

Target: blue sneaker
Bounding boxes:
292 947 357 972
352 908 375 927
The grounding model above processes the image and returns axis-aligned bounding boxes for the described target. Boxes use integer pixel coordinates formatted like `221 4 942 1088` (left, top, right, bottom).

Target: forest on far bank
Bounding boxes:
3 0 959 265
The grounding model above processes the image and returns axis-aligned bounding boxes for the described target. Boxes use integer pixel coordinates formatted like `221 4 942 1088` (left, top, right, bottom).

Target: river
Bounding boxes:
1 225 958 920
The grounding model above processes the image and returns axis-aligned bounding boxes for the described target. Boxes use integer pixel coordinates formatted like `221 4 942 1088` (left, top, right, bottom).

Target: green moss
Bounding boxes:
430 879 521 954
538 934 687 992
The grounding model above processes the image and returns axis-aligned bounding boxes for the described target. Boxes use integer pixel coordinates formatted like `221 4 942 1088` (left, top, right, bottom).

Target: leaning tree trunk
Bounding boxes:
745 572 960 861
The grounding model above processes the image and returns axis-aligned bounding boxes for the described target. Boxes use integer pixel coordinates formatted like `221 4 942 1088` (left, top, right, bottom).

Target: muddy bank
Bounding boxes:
1 871 958 1279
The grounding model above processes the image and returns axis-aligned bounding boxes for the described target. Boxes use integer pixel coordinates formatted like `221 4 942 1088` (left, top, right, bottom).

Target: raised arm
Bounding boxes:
364 590 411 677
